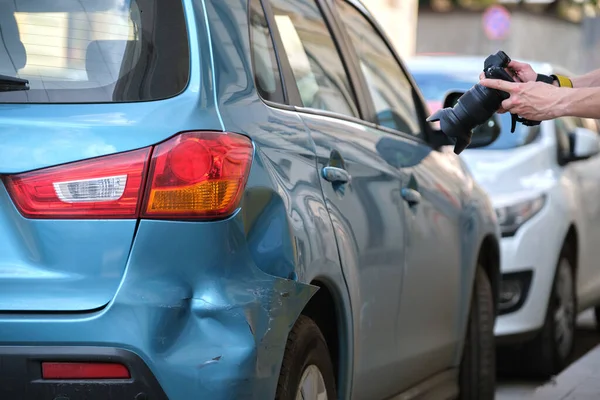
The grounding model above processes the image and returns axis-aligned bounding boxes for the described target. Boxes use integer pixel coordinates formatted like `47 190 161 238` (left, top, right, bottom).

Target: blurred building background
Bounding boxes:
364 0 419 58
366 0 600 75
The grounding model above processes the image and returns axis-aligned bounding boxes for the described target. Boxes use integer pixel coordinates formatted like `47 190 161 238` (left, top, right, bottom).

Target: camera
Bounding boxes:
427 50 540 155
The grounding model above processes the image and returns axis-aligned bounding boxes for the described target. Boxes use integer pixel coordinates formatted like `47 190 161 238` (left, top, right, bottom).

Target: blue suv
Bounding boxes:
0 0 500 399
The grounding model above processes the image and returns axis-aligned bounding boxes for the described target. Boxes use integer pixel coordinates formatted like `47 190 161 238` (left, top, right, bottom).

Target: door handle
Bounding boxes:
401 188 421 206
322 166 351 184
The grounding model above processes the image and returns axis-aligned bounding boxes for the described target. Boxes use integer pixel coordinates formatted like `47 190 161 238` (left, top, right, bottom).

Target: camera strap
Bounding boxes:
536 73 573 88
552 74 573 88
536 74 554 84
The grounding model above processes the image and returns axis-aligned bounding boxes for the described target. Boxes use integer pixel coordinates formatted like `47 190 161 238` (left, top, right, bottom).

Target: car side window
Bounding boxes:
250 0 285 104
268 0 359 118
334 0 422 138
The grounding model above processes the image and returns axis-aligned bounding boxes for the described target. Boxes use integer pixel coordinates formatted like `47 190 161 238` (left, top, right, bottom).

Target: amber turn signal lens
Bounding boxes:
142 132 253 220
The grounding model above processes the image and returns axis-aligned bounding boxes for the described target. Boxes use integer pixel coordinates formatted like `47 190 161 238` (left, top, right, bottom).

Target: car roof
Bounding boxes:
406 55 573 80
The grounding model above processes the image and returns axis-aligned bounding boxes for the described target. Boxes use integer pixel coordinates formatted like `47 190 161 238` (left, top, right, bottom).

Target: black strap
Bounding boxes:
536 74 555 85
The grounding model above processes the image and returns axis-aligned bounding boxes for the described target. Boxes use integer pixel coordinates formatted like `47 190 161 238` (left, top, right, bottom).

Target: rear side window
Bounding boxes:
250 0 285 103
334 0 421 137
0 0 189 104
268 0 359 118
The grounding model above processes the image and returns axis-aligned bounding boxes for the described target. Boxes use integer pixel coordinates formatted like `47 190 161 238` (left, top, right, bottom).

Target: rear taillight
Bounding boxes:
3 131 253 220
142 132 253 220
4 149 151 219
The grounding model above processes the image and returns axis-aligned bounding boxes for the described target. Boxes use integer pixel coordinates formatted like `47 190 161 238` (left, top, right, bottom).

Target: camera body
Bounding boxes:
427 50 541 155
484 51 514 98
484 51 541 130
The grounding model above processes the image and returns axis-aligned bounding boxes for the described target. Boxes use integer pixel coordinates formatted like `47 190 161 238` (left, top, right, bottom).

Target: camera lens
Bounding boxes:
428 83 505 154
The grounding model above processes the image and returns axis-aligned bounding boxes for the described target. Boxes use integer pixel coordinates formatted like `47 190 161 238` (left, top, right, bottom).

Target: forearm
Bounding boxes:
571 69 600 88
556 87 600 119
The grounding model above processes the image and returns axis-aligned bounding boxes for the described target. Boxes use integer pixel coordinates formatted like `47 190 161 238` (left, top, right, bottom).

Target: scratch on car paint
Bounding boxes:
198 355 222 369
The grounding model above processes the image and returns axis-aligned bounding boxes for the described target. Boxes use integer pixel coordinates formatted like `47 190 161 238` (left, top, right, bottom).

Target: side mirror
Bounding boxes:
429 90 501 151
470 113 502 148
568 127 600 161
442 91 463 109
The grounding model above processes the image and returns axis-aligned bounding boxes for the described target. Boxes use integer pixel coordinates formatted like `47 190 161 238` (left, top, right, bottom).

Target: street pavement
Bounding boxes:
496 309 598 399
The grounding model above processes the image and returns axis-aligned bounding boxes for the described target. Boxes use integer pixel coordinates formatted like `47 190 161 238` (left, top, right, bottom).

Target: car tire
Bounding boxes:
458 265 496 400
503 245 576 379
275 315 337 400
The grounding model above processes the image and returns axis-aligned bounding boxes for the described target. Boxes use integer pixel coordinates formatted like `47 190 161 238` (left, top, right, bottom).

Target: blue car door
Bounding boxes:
263 0 411 398
332 0 465 392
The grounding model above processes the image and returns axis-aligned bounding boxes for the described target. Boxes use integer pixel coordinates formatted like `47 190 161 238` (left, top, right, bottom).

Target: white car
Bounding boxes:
408 55 600 378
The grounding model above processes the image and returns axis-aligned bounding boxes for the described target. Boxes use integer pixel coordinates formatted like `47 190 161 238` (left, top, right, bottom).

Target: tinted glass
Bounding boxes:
250 0 285 103
0 0 189 104
411 71 541 150
335 0 421 137
269 0 359 118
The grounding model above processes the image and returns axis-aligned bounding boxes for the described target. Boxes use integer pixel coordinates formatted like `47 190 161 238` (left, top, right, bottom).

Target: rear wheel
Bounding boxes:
276 315 337 400
459 265 496 400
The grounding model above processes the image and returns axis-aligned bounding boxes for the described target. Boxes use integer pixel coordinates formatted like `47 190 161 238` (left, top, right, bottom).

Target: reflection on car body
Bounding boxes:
0 1 501 399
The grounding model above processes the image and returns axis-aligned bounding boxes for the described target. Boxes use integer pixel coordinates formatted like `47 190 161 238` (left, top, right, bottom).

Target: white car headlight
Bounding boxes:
495 194 547 236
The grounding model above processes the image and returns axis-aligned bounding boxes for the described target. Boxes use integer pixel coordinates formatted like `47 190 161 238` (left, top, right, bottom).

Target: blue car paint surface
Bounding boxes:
0 0 331 398
0 0 500 399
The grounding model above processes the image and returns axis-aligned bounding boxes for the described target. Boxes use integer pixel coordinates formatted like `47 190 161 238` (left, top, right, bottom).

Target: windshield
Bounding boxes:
0 0 189 103
411 71 541 150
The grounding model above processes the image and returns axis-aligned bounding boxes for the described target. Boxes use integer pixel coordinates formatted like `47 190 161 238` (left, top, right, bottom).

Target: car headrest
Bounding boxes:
0 11 26 70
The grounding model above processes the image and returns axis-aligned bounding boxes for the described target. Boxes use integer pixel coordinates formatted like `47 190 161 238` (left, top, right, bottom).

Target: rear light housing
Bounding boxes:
3 131 253 220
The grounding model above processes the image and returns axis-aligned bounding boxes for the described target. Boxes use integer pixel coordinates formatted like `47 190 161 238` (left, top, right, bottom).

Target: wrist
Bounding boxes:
555 88 572 118
571 75 587 89
551 74 573 88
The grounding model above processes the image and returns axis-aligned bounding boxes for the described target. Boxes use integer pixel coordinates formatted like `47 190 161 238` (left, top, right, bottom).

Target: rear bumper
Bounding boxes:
0 346 167 400
0 218 318 400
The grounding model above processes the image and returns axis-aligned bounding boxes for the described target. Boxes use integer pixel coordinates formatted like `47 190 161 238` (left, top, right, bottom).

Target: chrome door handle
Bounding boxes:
322 166 351 184
401 188 421 206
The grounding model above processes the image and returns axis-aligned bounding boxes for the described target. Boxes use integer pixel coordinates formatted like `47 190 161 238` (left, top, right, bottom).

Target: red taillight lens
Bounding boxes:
4 148 151 219
3 132 253 220
141 131 253 220
42 362 130 380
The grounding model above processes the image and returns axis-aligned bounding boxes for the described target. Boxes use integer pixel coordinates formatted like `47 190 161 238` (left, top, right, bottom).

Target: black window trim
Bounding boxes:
255 0 437 148
256 0 376 123
248 0 287 105
310 0 374 121
249 0 297 110
325 0 435 146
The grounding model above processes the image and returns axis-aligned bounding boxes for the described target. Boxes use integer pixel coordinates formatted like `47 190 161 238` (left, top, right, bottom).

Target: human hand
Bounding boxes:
478 60 538 114
478 60 537 83
479 78 560 121
506 60 537 83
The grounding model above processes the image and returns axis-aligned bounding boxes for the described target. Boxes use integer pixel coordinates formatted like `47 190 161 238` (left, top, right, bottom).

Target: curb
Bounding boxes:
533 344 600 399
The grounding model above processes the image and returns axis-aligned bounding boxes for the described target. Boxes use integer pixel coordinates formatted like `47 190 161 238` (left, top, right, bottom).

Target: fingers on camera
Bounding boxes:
508 60 528 70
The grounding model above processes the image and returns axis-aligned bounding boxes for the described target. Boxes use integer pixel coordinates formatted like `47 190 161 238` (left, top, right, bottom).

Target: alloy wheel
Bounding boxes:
554 258 575 359
295 365 328 400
